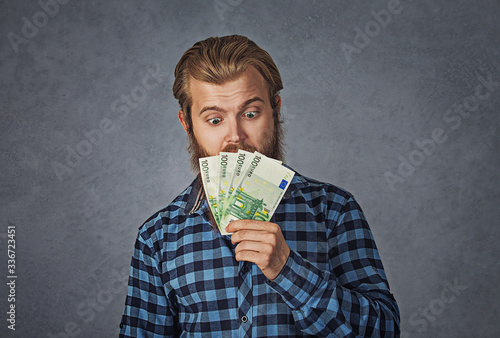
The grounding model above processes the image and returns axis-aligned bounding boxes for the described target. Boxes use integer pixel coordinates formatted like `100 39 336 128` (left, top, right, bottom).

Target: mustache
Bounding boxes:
221 143 256 153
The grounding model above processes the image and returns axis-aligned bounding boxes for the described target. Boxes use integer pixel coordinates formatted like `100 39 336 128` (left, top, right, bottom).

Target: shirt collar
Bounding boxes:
185 175 205 215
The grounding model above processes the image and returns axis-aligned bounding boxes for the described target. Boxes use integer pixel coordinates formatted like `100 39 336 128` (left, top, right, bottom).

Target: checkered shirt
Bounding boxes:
119 172 400 337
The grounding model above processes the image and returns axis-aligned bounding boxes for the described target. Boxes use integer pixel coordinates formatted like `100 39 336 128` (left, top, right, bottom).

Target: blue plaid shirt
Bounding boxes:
119 172 400 337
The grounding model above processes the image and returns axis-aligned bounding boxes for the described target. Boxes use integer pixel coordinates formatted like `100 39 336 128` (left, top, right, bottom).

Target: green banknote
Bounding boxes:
218 152 234 218
199 155 220 225
199 151 294 235
219 153 294 234
221 150 252 216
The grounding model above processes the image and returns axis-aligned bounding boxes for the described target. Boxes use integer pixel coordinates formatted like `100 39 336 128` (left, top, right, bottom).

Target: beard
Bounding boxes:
186 115 285 230
187 117 285 173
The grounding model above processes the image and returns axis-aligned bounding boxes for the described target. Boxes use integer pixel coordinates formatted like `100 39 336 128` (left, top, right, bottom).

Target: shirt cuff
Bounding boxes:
267 250 333 310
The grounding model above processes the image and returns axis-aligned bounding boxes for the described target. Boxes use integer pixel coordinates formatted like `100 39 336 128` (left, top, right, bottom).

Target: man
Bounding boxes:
120 35 400 337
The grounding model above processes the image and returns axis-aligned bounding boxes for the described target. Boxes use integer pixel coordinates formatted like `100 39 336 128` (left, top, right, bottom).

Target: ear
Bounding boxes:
274 95 281 118
178 110 190 134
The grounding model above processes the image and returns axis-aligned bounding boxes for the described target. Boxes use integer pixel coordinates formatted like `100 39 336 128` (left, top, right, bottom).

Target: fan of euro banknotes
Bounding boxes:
199 150 295 235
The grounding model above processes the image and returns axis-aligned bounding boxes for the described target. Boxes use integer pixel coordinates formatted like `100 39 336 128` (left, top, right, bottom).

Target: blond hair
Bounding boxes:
173 35 283 133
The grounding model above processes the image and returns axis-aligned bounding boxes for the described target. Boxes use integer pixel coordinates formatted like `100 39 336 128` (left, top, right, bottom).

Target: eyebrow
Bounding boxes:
198 96 266 116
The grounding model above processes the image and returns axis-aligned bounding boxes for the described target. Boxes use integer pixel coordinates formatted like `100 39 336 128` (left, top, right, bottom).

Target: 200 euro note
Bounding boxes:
219 153 294 235
199 155 220 226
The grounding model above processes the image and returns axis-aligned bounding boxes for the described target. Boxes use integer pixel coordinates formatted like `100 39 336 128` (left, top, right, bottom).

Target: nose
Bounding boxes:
225 117 245 144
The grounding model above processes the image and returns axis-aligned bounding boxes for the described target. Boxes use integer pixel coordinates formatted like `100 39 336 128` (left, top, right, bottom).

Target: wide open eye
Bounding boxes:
244 111 258 119
207 117 222 125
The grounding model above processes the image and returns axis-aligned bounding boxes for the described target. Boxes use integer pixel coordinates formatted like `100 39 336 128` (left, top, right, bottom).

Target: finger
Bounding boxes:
234 240 273 255
231 229 279 246
234 248 271 268
234 248 258 263
226 219 279 233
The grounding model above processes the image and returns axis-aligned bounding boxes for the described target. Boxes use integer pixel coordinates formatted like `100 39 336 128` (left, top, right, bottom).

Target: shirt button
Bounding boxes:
241 266 248 273
241 315 248 323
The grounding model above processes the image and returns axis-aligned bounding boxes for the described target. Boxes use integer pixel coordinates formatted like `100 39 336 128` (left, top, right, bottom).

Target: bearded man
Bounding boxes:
120 35 400 337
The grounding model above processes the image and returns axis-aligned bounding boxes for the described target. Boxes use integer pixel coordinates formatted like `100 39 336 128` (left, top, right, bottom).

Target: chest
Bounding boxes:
161 209 330 311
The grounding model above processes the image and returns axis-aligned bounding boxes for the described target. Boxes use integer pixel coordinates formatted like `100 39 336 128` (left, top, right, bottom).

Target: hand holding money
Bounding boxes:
199 150 295 235
226 219 290 281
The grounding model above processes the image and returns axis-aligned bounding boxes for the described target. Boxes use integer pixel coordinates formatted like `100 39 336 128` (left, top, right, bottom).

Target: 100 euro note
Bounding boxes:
199 155 220 226
218 152 237 218
219 153 295 235
220 150 281 217
221 150 253 216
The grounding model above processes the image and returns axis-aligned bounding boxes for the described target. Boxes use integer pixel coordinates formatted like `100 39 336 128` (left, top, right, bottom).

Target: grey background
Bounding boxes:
1 0 499 337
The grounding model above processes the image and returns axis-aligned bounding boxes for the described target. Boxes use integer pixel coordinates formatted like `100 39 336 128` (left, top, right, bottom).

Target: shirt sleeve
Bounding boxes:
267 195 400 337
119 229 178 337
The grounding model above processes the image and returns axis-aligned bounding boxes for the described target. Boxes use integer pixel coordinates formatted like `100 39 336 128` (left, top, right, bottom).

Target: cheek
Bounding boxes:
193 126 224 151
252 117 274 139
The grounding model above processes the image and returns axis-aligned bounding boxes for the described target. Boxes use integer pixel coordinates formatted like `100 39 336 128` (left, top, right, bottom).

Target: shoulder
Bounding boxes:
276 169 369 238
137 178 198 245
289 171 356 209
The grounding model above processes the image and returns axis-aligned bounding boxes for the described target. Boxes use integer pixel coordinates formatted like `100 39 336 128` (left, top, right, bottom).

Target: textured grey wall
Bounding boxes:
1 0 499 337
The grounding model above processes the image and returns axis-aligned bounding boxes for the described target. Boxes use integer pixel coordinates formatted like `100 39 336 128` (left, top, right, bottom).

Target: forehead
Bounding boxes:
188 67 270 109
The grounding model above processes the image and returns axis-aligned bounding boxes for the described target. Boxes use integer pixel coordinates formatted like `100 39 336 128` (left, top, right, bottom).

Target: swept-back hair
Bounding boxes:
173 35 283 133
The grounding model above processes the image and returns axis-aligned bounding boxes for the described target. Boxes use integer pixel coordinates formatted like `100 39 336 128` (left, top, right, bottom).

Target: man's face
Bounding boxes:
179 66 282 168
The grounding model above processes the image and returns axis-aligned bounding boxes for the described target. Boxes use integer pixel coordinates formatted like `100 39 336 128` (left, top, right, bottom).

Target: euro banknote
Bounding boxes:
200 151 294 235
199 156 220 224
